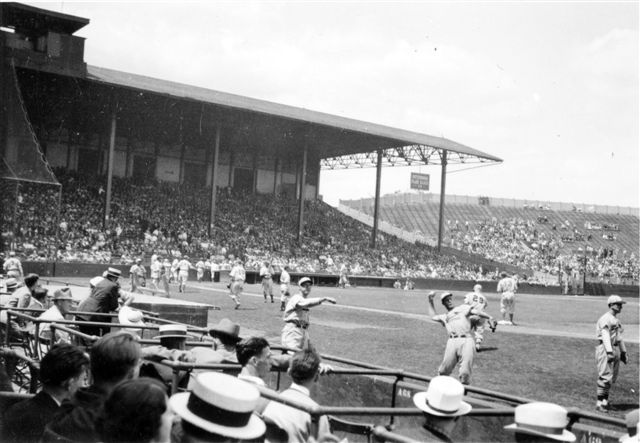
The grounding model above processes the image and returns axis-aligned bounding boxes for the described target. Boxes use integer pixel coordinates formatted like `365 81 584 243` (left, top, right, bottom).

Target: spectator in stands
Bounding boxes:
27 286 49 311
140 324 195 390
413 375 472 443
0 277 19 307
171 373 266 442
97 378 173 443
76 267 132 337
44 331 142 442
39 287 74 343
3 343 90 443
15 272 40 308
504 402 576 442
262 345 331 443
236 336 272 388
619 409 639 443
208 318 242 363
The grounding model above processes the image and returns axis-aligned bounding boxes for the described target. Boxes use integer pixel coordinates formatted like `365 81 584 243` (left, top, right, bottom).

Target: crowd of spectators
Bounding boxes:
1 170 638 283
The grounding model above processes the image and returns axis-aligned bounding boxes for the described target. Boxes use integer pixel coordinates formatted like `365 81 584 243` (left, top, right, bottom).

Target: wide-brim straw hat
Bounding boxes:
413 376 472 417
504 402 576 442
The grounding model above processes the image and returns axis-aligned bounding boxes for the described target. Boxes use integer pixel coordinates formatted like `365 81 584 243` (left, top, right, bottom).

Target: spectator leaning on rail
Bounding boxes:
595 295 628 413
39 287 75 344
44 331 142 442
76 267 133 337
281 277 336 352
2 343 90 443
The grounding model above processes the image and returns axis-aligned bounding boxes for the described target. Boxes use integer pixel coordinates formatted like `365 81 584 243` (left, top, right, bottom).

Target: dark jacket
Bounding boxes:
44 385 108 442
3 391 60 443
76 280 119 322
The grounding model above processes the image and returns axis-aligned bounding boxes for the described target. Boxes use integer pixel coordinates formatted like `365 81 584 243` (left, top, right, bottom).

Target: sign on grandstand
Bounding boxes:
410 173 430 191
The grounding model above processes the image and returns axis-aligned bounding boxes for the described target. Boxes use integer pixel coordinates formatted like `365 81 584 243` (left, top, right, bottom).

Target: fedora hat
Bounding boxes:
298 277 312 287
413 376 472 417
118 306 145 326
209 318 241 342
504 402 576 442
106 267 121 279
154 324 188 340
52 287 73 301
170 372 265 440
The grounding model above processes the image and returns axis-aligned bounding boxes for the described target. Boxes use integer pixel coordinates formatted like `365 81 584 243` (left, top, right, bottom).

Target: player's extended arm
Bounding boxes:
297 297 336 308
426 291 445 325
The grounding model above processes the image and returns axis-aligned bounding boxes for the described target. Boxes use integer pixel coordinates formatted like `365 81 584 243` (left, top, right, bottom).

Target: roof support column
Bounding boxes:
296 141 308 246
208 126 220 237
370 148 383 249
437 150 447 252
273 156 279 195
104 107 117 229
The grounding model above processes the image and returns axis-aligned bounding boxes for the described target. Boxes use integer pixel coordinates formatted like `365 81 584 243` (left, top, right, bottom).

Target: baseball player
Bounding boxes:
279 265 291 312
228 259 245 309
3 251 23 280
177 256 194 293
427 291 496 385
497 272 518 325
464 284 491 351
595 295 628 413
195 259 206 282
149 255 162 291
259 261 274 303
281 277 336 351
129 258 146 293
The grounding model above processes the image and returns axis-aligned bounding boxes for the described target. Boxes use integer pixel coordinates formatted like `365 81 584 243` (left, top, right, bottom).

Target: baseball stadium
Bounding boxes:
0 3 638 443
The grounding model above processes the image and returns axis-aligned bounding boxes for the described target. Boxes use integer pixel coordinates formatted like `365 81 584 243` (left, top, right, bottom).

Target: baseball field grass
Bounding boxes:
58 277 640 417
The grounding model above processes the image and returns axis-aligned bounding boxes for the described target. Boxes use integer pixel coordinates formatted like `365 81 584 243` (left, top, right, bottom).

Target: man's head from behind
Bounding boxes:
90 331 141 385
40 343 89 397
289 345 321 385
236 336 271 380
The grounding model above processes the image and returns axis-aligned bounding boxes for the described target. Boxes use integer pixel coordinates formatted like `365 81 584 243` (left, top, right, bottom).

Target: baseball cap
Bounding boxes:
298 277 312 287
607 295 626 306
440 292 453 302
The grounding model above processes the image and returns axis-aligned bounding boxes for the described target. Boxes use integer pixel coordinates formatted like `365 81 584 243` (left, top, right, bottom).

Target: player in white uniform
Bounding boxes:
259 261 274 303
228 260 245 309
497 272 518 325
149 255 162 291
464 284 492 351
195 259 206 282
177 257 194 293
428 291 496 385
279 265 291 312
129 258 146 293
3 251 23 280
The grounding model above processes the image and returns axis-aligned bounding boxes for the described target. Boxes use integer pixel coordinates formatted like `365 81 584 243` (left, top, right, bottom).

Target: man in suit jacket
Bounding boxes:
3 343 89 443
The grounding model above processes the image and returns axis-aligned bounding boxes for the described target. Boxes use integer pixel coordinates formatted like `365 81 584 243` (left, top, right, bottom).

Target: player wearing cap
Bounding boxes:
228 259 245 309
497 272 518 325
428 291 496 385
259 261 275 303
595 294 628 413
3 251 23 279
177 256 194 293
279 265 291 312
464 284 491 351
129 258 146 293
281 277 336 351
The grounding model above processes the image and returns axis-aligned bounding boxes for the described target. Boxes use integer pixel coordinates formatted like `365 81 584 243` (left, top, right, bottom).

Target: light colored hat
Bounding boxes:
504 402 576 442
413 375 472 417
4 278 18 290
298 277 312 287
106 267 121 278
135 258 142 263
607 295 626 305
52 287 73 301
170 372 265 440
620 409 639 443
440 292 453 302
90 276 103 287
209 318 241 342
154 324 188 340
473 284 482 292
118 306 145 326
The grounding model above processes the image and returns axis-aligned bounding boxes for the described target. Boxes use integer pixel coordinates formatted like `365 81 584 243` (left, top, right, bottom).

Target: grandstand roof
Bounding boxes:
85 65 503 168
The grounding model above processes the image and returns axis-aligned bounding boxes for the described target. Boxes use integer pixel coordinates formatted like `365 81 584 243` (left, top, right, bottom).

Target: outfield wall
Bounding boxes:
23 262 639 298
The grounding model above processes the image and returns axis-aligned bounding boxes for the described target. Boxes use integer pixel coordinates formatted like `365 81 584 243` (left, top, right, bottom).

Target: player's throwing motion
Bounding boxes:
497 272 518 325
428 291 496 385
464 284 492 351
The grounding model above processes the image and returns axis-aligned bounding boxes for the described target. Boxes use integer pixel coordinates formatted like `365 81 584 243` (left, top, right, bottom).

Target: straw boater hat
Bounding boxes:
170 372 265 440
106 267 121 279
4 278 19 291
154 324 188 340
208 318 241 342
413 375 472 417
504 402 576 442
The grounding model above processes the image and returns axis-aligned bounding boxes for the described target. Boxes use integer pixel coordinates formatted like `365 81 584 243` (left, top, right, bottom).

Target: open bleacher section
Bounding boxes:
340 193 639 284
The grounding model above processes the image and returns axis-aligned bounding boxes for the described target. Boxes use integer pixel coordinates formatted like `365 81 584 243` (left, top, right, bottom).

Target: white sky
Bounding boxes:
24 1 640 208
